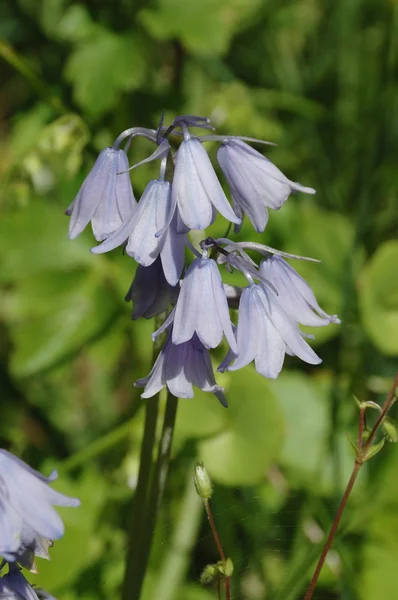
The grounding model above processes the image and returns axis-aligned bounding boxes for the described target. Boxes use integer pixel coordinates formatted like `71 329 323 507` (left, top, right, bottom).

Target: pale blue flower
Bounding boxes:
219 284 321 379
0 565 39 600
91 180 185 286
217 140 315 232
0 451 80 562
11 524 52 572
135 331 227 406
172 138 241 231
172 256 237 353
259 256 340 327
125 259 178 320
67 147 136 241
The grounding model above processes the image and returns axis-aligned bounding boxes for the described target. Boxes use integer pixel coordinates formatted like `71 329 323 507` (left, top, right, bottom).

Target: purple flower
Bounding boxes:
12 524 52 572
0 450 80 562
259 256 340 327
219 284 321 379
172 138 241 231
217 140 315 232
135 331 227 406
67 147 136 241
172 256 237 353
91 180 185 286
0 564 39 600
125 259 178 320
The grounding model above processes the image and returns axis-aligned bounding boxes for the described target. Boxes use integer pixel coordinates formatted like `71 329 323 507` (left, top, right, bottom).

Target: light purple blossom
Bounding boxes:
11 524 52 572
217 140 315 232
172 256 237 353
219 284 321 379
259 256 340 327
0 564 39 600
172 138 241 231
125 259 178 320
67 148 136 241
91 180 185 286
135 331 227 406
0 450 80 562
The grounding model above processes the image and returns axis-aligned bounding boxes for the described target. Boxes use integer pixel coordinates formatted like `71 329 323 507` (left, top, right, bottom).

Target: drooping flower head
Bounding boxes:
0 564 39 600
0 450 80 563
217 139 315 232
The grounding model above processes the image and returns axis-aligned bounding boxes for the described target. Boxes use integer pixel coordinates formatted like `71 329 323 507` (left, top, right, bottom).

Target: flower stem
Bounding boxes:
121 395 160 600
204 499 231 600
152 462 203 600
304 370 398 600
127 390 179 600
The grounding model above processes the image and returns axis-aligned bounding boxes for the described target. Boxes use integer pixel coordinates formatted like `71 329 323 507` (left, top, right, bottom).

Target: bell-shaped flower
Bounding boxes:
135 331 227 406
172 137 241 231
91 180 185 286
172 256 237 353
67 147 136 241
219 284 321 379
0 564 39 600
0 450 80 562
125 259 178 320
217 140 315 232
259 256 340 327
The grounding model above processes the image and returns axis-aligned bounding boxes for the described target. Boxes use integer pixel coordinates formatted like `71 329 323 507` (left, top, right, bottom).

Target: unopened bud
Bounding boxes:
200 564 218 585
382 418 398 443
222 557 234 578
193 463 213 499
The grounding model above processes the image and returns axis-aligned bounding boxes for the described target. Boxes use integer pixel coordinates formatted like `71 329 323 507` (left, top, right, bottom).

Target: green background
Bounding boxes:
0 0 397 598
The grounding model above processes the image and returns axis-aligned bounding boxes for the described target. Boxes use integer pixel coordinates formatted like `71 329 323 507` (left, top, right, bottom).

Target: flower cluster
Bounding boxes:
67 114 339 406
0 450 80 599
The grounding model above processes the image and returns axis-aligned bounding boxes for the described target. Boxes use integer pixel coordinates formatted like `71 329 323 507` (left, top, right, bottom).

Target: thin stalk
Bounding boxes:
128 390 179 600
121 396 159 600
304 370 398 600
152 463 203 600
204 499 231 600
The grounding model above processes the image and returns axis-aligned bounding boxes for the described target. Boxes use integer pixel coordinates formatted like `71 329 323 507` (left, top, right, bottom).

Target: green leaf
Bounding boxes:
8 269 120 377
65 29 147 118
359 240 398 356
267 372 330 483
198 369 285 486
140 0 262 57
0 201 94 283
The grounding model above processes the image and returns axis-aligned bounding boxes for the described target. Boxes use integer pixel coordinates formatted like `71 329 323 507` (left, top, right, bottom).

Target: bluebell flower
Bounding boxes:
219 284 321 379
67 147 136 241
259 256 340 327
125 259 178 320
172 137 241 231
91 180 185 286
135 331 227 406
0 564 39 600
172 256 238 353
217 140 315 232
0 450 80 562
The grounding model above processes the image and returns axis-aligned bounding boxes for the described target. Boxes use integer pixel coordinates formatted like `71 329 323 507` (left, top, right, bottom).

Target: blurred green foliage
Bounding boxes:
0 0 397 599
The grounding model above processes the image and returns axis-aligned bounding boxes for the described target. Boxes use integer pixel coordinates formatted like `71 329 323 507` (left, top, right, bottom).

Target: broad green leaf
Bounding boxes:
198 369 285 486
176 390 228 439
8 269 120 377
0 201 94 282
140 0 262 57
65 29 147 118
359 240 398 355
267 372 329 484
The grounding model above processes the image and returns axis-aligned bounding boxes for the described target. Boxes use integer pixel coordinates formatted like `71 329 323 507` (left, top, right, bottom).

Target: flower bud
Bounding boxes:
193 463 213 499
218 557 234 578
200 563 218 585
382 418 398 443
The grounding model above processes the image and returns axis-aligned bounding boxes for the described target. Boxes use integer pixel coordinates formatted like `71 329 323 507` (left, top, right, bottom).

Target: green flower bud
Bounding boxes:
223 557 234 578
382 418 398 443
193 463 213 499
200 564 218 585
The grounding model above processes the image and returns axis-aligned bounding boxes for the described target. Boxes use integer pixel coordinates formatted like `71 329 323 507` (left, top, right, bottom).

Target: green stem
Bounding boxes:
121 395 160 600
153 463 203 600
126 390 179 600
